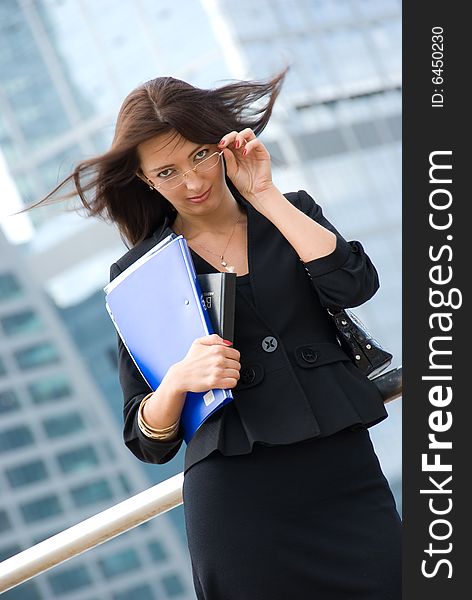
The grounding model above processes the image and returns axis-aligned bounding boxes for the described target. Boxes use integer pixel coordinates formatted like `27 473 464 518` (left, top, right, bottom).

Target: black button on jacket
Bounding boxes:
109 189 388 473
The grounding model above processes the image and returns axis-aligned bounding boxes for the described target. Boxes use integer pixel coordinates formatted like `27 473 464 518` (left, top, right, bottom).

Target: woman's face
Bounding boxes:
137 132 229 217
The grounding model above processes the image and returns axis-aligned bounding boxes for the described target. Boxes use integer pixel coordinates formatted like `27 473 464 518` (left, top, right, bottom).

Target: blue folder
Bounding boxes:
104 233 233 443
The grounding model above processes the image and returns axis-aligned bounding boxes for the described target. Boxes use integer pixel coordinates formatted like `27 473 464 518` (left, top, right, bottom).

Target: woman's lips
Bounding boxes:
188 187 211 203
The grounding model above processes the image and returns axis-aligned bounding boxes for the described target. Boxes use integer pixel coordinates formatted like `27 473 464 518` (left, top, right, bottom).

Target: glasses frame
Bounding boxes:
148 149 225 191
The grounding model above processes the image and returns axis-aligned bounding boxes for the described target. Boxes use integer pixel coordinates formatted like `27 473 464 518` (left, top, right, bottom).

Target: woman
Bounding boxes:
36 67 402 599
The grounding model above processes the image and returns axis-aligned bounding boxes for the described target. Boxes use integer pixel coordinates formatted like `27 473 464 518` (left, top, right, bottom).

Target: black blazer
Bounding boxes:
109 189 388 472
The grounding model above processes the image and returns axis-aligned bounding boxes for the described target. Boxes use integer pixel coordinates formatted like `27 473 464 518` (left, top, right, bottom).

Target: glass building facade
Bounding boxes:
0 0 230 228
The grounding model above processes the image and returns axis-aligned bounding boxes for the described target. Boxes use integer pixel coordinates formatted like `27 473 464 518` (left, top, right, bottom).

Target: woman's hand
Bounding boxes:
171 334 241 393
218 128 275 202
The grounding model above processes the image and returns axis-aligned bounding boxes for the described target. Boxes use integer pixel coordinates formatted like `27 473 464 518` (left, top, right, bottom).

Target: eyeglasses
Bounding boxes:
149 150 224 191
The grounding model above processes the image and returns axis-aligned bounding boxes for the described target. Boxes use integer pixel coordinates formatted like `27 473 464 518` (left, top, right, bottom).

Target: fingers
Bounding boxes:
218 129 269 160
224 357 241 370
222 366 240 379
218 128 256 150
221 377 239 389
197 333 228 346
220 365 241 388
240 139 258 156
195 335 240 360
210 351 241 389
216 347 241 365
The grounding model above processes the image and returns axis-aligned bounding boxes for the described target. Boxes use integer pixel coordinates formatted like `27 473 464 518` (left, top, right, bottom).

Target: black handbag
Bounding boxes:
328 308 393 379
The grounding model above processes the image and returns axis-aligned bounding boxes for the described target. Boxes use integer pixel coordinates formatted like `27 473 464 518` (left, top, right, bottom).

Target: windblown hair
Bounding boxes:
25 65 289 246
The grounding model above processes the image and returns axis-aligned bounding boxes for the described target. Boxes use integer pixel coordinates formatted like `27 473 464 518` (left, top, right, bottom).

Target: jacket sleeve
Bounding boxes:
109 262 184 465
294 189 380 310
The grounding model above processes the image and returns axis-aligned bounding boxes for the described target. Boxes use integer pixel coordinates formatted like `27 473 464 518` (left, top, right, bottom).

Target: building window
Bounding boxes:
113 584 155 600
0 510 12 533
386 114 401 140
42 412 85 439
297 129 347 159
14 342 60 370
32 526 63 545
322 27 380 88
99 548 141 579
148 540 167 563
0 425 34 453
6 459 48 488
70 479 113 507
28 373 72 405
118 473 132 494
0 273 23 302
57 445 99 474
351 120 382 149
0 581 42 599
102 440 117 461
0 544 22 562
20 495 63 523
1 309 43 337
303 0 354 24
162 573 186 597
0 389 20 414
48 565 92 596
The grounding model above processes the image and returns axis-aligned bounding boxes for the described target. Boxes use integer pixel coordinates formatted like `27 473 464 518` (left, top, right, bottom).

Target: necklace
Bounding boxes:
176 211 243 273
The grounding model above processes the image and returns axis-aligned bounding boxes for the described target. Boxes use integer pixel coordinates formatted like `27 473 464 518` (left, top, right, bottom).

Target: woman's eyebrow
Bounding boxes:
150 144 206 173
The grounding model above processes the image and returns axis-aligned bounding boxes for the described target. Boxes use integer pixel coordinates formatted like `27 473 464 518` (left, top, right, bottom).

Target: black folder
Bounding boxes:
197 272 237 343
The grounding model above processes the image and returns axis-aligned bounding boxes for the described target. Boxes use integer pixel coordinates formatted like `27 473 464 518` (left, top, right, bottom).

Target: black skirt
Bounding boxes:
183 426 402 600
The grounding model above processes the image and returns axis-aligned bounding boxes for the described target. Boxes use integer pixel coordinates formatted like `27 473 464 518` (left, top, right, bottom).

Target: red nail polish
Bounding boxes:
242 148 247 156
219 139 225 146
222 339 233 346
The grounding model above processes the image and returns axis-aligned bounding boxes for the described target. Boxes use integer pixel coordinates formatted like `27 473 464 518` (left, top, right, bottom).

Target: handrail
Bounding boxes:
0 367 402 594
374 365 402 403
0 473 184 593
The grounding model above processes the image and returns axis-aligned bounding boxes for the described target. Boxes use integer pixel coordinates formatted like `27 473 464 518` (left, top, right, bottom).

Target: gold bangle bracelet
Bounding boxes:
138 420 179 440
139 401 180 433
139 394 180 431
138 412 180 440
137 393 180 440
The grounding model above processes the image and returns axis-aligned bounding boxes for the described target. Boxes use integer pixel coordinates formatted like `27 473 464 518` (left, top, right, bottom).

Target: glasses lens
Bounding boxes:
158 152 221 190
159 174 185 191
197 152 221 172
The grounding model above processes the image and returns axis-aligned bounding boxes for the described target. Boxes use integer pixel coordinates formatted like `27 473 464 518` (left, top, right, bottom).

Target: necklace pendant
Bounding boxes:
221 260 227 267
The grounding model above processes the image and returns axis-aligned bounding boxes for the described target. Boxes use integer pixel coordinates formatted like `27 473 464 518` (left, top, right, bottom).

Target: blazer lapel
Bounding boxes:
244 192 301 331
152 212 174 244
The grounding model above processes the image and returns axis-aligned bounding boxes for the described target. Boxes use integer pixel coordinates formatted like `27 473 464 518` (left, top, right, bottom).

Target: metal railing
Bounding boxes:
0 366 402 594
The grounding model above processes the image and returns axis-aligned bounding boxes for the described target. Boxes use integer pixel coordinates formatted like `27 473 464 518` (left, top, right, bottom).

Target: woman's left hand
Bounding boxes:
218 128 274 201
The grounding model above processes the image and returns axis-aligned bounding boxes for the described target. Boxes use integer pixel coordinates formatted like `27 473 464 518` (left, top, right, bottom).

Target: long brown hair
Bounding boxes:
24 66 289 247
